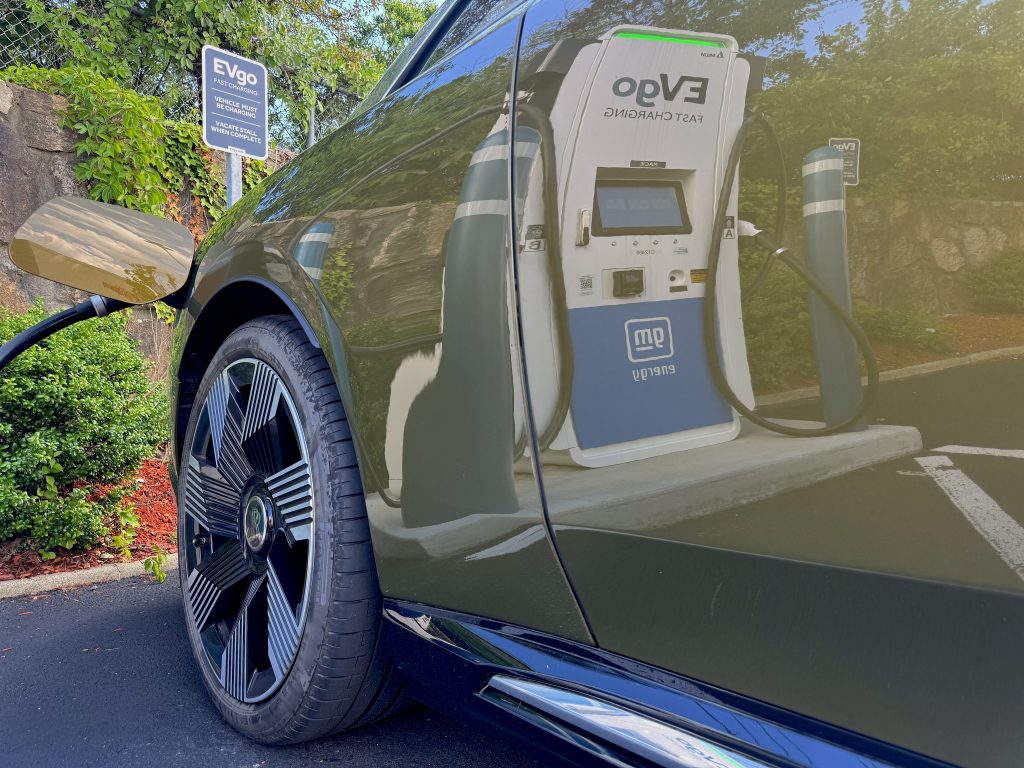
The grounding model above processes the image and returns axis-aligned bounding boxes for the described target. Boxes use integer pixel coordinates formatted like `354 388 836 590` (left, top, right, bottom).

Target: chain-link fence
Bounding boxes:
1 1 74 71
0 0 362 150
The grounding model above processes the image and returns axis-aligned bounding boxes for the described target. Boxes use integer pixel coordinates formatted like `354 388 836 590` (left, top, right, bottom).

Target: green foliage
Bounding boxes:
0 303 167 552
0 62 233 236
243 157 271 192
1 64 169 213
110 528 135 559
854 302 951 352
968 248 1024 313
320 244 355 311
163 118 225 221
355 0 437 68
740 249 815 390
738 246 950 391
153 302 177 326
23 0 384 146
753 0 1024 200
143 546 169 583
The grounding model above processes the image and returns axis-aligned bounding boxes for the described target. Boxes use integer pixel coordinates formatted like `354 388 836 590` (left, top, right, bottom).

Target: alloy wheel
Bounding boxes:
182 358 315 703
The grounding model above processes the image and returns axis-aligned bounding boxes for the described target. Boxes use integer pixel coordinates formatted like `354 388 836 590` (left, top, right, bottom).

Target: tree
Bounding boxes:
355 0 437 67
22 0 388 146
752 0 1024 199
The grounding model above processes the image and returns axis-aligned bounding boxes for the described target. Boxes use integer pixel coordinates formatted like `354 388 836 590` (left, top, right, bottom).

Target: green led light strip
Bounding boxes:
613 32 726 48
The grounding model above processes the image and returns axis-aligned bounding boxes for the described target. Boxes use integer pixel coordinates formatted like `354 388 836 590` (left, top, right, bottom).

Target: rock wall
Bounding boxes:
0 80 294 373
0 80 88 313
847 197 1024 314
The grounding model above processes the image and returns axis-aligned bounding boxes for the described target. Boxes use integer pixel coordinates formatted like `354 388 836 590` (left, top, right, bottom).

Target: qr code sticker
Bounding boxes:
578 275 594 295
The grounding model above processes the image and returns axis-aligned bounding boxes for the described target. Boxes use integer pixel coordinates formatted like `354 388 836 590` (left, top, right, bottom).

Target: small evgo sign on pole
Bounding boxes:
828 137 861 186
201 45 268 207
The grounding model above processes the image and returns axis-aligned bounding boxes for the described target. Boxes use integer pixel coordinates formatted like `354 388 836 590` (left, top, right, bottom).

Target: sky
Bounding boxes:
802 0 864 54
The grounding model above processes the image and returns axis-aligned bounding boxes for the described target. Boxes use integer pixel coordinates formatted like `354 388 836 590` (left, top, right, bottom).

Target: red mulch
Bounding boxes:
872 313 1024 371
0 458 178 582
761 312 1024 394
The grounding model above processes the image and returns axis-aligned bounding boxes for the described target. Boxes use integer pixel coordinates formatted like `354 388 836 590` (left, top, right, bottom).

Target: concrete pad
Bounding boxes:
366 420 921 554
543 420 922 531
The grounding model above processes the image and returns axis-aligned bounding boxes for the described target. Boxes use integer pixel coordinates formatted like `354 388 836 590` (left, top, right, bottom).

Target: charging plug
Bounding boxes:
738 219 762 239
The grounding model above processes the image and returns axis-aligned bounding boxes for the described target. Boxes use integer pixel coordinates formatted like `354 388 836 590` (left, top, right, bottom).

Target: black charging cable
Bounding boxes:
0 296 131 374
703 111 880 437
517 102 575 452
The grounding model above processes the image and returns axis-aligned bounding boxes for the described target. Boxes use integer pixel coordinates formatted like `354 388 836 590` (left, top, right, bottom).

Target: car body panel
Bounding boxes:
165 0 1024 765
383 600 952 768
508 1 1024 766
171 14 591 644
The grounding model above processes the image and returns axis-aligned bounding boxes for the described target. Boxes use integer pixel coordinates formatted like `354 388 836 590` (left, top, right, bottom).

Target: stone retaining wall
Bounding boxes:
0 80 87 313
847 197 1024 314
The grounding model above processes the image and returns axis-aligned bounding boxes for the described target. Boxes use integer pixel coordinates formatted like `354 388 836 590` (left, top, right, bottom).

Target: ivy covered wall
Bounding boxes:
0 77 293 315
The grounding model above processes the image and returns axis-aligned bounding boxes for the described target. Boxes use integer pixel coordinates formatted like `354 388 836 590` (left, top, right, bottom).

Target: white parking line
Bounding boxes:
934 445 1024 460
916 455 1024 580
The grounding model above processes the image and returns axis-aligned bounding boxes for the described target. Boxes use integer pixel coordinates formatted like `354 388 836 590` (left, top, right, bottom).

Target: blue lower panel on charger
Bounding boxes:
568 298 732 450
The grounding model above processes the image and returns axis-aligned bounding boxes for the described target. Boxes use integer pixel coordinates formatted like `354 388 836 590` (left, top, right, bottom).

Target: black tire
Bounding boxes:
176 315 405 744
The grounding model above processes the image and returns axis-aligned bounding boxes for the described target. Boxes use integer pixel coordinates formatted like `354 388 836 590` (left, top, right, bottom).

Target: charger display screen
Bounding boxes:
593 181 692 235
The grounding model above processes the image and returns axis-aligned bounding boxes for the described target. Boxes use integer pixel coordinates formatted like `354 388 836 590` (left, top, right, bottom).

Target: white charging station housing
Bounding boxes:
518 27 756 467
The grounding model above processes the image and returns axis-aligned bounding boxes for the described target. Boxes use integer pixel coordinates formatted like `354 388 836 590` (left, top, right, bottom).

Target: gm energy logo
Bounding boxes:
625 317 673 362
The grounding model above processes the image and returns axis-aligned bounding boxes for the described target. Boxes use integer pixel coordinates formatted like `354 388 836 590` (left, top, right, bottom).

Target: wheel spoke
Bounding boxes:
208 373 254 490
267 459 313 543
242 361 281 440
184 456 240 540
220 576 263 700
266 564 301 679
187 541 250 630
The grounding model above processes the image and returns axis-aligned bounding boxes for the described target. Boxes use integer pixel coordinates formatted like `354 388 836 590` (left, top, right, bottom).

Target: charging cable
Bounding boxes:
703 112 880 437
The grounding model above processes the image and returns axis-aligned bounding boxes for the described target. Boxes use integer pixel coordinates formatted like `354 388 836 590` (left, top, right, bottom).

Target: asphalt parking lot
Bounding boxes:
0 573 544 768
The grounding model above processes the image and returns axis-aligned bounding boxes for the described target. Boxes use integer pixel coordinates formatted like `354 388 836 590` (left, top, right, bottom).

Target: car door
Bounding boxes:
513 0 1024 766
249 1 589 641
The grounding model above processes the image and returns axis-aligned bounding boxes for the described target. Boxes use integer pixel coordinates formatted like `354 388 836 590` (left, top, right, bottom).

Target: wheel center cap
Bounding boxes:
244 496 269 551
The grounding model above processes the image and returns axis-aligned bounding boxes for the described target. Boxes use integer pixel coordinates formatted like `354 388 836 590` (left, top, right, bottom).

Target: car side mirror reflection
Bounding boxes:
9 196 194 305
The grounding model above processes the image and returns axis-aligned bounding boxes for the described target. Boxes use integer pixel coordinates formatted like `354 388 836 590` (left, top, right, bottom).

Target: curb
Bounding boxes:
0 554 178 600
756 344 1024 408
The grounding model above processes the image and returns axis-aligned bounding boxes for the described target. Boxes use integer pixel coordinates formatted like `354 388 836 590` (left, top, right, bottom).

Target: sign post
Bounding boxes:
201 45 269 208
827 137 861 186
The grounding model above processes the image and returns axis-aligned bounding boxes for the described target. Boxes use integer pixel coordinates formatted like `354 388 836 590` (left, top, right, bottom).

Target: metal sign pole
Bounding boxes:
226 151 243 208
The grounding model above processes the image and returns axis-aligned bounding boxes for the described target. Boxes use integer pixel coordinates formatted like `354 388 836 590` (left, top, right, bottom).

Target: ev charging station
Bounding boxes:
519 28 755 467
373 23 918 537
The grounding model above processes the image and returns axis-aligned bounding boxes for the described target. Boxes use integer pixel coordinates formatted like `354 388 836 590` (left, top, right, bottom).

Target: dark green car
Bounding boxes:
5 0 1023 765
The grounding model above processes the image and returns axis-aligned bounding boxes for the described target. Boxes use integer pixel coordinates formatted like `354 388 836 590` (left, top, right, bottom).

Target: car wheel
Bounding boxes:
177 315 404 743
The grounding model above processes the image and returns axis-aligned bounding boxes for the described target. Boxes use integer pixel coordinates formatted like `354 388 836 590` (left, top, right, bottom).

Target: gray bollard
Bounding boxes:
802 146 865 431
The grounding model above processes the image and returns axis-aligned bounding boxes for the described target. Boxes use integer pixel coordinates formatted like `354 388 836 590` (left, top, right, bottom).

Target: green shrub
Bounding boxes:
968 248 1024 313
739 246 950 391
0 302 167 553
853 303 951 353
741 258 817 391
